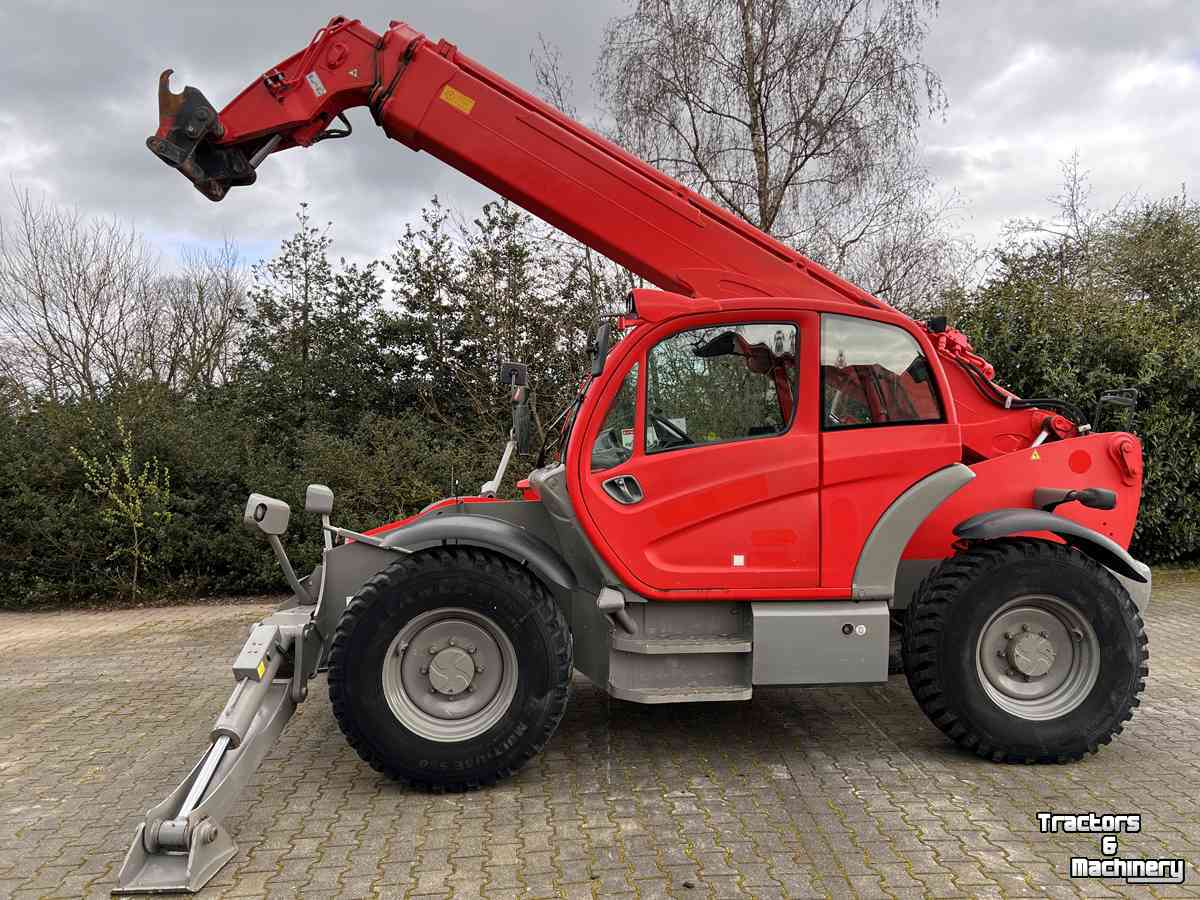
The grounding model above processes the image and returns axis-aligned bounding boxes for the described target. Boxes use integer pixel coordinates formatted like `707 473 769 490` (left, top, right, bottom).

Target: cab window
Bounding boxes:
821 314 942 429
591 363 639 472
644 323 799 453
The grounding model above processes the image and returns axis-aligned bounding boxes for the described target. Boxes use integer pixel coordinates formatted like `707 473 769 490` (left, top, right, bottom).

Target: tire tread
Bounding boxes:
327 548 573 792
901 538 1148 764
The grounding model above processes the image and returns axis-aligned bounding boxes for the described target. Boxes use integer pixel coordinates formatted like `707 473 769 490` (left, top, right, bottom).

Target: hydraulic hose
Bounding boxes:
954 358 1087 428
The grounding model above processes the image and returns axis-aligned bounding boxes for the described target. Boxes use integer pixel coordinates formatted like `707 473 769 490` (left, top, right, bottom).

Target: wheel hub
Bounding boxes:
975 595 1100 721
428 645 476 695
382 608 518 742
1006 630 1056 677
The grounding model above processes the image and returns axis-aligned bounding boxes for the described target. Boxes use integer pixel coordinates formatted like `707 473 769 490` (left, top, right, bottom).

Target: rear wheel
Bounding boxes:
328 549 572 790
903 539 1148 762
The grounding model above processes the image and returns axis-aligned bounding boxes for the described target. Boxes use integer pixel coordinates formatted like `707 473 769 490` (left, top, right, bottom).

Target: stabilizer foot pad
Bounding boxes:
112 820 237 894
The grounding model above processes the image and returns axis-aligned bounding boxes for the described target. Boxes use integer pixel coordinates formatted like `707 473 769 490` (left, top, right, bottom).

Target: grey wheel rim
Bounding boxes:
382 607 518 743
975 594 1100 721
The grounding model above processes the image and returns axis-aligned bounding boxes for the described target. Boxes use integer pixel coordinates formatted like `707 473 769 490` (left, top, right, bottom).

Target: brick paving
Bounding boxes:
1 571 1198 899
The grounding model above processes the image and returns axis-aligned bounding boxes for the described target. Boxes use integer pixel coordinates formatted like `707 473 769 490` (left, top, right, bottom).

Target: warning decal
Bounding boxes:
440 84 476 115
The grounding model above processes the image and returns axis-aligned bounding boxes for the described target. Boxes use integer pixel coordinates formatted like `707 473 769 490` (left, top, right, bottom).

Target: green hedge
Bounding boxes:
0 389 505 607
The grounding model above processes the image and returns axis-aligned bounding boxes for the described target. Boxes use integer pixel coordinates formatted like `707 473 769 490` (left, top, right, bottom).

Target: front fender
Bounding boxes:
378 513 577 591
954 508 1149 584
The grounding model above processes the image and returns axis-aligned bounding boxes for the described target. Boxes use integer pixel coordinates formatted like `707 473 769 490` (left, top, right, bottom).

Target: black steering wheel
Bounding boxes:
648 411 693 448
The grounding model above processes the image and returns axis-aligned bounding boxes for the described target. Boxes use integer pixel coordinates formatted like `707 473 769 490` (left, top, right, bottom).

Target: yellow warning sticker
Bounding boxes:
257 660 266 679
1030 449 1041 461
440 85 476 115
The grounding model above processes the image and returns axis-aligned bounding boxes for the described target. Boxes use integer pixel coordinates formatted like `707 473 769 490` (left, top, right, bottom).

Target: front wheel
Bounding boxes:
903 539 1148 763
328 549 573 790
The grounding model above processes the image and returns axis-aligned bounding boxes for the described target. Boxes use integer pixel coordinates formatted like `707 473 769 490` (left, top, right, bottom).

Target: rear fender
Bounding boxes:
953 508 1149 584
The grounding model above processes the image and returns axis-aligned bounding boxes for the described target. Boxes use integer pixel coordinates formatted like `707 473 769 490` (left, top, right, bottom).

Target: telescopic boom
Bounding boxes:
149 16 894 308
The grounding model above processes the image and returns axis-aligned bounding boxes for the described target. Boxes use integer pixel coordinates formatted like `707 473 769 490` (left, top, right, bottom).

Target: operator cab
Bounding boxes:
570 295 960 595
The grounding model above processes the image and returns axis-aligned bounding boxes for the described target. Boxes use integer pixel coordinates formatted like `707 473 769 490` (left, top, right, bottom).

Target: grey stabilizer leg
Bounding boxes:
114 608 321 894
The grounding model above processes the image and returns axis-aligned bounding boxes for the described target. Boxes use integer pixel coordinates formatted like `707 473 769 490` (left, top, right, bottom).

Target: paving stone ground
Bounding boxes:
1 571 1198 899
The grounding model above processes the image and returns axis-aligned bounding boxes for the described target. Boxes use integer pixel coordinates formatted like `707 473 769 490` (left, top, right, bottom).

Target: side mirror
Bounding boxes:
591 322 613 377
304 484 334 517
243 493 290 536
498 360 528 388
512 386 534 454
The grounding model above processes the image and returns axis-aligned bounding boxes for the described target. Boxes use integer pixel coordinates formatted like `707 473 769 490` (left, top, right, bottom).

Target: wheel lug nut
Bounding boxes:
997 649 1005 658
476 665 486 673
428 646 438 655
448 638 456 647
1021 624 1029 632
1004 632 1013 640
419 666 428 675
1039 631 1048 638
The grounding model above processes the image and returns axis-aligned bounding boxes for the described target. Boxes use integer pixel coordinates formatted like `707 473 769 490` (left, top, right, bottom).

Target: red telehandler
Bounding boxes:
117 15 1150 894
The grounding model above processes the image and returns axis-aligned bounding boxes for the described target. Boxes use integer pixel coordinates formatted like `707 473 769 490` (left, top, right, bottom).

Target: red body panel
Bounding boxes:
908 434 1142 561
821 425 961 589
576 310 822 593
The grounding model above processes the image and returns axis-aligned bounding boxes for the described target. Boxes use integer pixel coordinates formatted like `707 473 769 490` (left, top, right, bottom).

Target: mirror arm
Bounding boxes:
265 534 312 605
481 434 516 498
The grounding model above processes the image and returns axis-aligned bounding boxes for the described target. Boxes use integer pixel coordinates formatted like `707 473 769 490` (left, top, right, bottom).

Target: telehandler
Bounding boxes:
117 15 1151 893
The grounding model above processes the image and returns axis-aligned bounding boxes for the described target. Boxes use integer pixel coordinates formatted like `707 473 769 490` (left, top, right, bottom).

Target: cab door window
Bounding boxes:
590 363 639 472
644 323 799 453
821 314 942 428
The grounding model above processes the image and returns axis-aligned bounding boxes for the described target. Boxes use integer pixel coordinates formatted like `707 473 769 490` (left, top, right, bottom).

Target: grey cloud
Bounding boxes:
1 0 1196 268
921 0 1200 246
0 0 623 263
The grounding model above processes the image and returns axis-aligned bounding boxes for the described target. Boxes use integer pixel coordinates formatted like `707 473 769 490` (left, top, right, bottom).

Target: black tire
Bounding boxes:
902 538 1148 763
327 548 573 790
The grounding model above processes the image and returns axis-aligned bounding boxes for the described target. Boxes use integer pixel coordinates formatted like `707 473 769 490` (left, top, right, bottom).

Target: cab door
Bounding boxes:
818 312 961 590
575 312 821 594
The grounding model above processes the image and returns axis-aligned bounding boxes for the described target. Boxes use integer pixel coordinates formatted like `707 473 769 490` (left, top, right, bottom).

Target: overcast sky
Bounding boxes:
1 0 1196 271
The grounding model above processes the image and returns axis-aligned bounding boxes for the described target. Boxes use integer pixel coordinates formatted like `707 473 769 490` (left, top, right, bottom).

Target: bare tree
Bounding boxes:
0 190 246 401
143 242 247 393
0 190 158 400
594 0 953 306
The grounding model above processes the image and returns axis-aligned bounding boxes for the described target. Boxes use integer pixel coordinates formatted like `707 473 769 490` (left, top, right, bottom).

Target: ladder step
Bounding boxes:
608 684 753 704
611 635 752 655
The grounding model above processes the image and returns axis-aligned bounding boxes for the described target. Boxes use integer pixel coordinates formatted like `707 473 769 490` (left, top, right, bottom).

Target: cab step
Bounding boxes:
611 634 752 654
608 684 753 703
606 602 754 703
